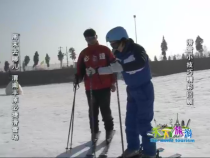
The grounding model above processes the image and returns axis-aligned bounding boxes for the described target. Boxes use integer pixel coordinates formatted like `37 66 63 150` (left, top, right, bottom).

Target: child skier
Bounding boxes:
85 26 156 158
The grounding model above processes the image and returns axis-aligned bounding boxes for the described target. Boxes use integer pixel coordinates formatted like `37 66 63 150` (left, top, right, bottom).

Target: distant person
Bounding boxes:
74 28 116 140
85 26 156 158
5 81 23 95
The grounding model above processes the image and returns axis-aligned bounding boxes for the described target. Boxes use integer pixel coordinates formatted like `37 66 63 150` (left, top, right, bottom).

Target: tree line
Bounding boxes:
2 35 210 72
154 35 210 61
2 47 76 72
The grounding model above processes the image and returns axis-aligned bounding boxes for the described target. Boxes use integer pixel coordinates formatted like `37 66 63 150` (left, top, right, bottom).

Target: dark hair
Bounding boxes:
83 28 96 37
119 37 128 47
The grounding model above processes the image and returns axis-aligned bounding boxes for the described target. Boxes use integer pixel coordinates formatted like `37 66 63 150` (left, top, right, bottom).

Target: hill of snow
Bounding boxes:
0 70 210 157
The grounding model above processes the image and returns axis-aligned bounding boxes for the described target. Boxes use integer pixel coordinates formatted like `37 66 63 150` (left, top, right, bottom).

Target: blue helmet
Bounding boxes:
106 26 129 42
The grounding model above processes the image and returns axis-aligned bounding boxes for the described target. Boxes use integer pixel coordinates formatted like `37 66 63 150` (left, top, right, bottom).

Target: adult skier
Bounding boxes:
86 26 156 158
74 28 116 140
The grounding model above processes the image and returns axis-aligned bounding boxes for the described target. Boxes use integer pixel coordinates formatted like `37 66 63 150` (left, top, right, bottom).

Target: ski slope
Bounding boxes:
0 70 210 157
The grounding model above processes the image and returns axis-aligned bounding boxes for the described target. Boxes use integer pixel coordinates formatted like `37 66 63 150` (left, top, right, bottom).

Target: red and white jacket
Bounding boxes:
76 42 116 90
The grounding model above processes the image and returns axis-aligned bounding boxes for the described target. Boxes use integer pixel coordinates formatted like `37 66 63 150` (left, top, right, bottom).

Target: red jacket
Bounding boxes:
76 42 116 90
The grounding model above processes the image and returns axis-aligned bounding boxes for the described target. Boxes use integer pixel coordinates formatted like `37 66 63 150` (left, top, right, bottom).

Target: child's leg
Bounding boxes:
134 82 156 156
125 87 140 151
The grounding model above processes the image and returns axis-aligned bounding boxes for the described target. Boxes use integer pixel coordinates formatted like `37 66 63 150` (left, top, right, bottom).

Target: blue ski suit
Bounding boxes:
114 39 156 156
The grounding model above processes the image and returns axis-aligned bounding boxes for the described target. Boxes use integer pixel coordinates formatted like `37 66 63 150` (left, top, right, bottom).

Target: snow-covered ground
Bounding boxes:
0 70 210 157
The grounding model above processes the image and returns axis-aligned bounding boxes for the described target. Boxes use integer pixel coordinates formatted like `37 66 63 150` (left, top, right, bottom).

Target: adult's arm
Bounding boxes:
98 44 148 75
76 51 86 82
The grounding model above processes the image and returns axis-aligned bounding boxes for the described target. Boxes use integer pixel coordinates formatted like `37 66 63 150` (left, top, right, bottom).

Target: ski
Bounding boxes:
117 147 165 158
86 131 101 158
98 130 116 158
157 148 164 152
155 147 165 157
156 148 181 158
117 147 181 158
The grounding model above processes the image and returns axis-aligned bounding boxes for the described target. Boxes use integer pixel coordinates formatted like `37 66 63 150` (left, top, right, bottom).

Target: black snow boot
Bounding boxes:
106 130 114 141
91 131 100 141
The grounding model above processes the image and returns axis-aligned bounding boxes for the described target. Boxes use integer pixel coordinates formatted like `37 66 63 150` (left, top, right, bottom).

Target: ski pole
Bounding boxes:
69 84 77 149
89 73 96 156
115 73 125 155
66 83 79 152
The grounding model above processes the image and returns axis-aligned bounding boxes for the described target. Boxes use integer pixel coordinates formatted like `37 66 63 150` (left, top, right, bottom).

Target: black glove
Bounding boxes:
74 74 80 85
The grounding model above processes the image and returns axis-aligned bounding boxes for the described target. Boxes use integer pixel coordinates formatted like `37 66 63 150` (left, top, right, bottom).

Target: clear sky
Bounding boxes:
0 0 209 68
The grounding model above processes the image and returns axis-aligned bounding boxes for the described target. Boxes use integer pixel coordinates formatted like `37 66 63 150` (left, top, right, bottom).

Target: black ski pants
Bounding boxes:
86 87 114 134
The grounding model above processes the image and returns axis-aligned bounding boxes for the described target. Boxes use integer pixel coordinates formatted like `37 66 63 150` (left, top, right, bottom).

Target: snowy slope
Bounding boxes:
0 70 210 157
